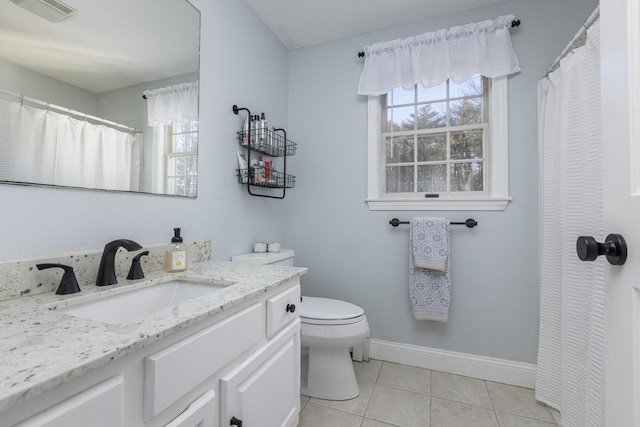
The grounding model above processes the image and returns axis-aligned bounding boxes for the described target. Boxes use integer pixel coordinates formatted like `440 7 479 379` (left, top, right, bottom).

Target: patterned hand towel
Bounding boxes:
409 217 451 322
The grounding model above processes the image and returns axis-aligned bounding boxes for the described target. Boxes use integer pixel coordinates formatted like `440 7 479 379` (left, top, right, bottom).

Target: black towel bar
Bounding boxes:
389 218 478 228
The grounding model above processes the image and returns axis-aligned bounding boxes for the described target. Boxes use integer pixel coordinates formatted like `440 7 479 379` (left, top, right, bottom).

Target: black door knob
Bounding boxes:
576 234 627 265
286 303 296 313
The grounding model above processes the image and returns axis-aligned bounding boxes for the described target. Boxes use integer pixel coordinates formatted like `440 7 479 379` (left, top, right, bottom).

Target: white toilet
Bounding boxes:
231 249 369 400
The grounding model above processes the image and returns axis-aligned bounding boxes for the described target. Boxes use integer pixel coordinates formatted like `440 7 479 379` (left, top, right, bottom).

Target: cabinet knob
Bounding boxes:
286 303 296 313
230 416 243 426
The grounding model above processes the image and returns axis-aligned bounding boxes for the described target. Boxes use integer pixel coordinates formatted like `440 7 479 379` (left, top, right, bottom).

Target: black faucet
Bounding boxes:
96 239 143 286
37 263 81 295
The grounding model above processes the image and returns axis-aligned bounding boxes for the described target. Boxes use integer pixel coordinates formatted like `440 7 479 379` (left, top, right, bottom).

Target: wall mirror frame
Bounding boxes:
0 0 201 197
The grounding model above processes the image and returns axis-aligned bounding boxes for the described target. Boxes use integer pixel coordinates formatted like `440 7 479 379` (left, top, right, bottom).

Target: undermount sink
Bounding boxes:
55 280 227 324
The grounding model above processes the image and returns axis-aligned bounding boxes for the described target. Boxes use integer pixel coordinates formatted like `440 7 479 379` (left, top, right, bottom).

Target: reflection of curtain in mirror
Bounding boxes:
143 81 198 195
0 100 140 191
143 81 199 126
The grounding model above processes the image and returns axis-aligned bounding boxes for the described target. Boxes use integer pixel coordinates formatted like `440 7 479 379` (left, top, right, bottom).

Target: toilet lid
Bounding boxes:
300 297 364 322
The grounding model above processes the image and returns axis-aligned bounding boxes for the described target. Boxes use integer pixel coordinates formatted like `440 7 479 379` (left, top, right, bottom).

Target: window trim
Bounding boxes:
365 76 511 211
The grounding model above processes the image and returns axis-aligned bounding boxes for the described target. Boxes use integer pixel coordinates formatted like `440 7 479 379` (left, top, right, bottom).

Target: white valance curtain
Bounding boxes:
357 15 520 96
143 81 199 125
536 20 604 427
0 99 140 191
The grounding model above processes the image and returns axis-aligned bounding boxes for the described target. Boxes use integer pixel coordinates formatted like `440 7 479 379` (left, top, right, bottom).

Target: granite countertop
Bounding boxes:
0 260 307 413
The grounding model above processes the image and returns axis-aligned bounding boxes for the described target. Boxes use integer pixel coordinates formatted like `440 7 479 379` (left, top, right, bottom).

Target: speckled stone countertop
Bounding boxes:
0 260 307 413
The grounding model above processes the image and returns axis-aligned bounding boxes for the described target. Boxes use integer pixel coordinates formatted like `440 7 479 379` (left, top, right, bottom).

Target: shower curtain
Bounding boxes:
0 100 140 191
536 21 605 427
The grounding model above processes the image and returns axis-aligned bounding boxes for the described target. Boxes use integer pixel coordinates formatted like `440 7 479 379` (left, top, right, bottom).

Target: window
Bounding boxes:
166 120 198 197
366 76 510 211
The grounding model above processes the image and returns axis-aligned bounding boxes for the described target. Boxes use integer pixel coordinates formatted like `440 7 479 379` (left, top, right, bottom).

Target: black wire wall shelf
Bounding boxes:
236 169 296 189
233 104 296 199
236 129 297 157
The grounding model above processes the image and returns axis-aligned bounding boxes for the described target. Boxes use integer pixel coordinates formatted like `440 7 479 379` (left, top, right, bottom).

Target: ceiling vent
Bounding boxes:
10 0 77 23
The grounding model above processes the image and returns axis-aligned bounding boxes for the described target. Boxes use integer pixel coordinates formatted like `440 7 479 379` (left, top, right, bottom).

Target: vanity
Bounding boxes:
0 260 306 427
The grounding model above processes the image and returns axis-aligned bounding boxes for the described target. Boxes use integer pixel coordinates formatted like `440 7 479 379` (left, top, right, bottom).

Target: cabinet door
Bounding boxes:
16 376 123 427
145 303 263 420
165 389 218 427
266 285 300 338
221 319 300 427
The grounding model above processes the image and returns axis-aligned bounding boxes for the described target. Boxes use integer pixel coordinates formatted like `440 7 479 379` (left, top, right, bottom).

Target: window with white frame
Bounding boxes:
366 76 510 211
166 120 198 197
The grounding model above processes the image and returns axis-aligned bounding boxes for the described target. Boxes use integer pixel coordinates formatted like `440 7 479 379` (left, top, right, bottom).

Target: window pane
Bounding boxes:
173 157 186 175
449 97 482 127
173 122 189 133
417 164 447 192
450 75 482 98
173 133 189 152
387 106 415 131
415 102 446 129
389 87 415 106
417 134 446 161
185 176 197 197
417 81 447 102
174 120 199 133
451 130 483 160
185 155 198 174
451 162 483 191
386 165 414 192
386 136 414 164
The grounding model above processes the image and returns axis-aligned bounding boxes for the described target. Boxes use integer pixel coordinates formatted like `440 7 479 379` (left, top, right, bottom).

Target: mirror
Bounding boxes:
0 0 200 197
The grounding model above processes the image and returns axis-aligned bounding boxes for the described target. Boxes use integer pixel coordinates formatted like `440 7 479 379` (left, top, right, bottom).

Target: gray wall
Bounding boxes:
0 0 290 262
286 0 597 363
0 57 98 114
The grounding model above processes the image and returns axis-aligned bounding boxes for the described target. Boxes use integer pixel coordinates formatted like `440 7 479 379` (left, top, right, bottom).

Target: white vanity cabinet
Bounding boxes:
15 376 124 427
144 303 263 420
220 284 301 427
2 279 302 427
221 320 300 427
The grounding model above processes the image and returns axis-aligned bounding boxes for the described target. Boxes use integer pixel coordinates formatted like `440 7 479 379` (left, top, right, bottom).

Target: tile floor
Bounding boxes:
299 360 558 427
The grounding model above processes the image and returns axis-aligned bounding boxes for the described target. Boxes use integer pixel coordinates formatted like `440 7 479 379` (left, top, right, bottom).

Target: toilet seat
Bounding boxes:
300 297 365 325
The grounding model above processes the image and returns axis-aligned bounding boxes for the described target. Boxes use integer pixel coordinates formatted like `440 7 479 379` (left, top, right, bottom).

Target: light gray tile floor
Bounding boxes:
299 360 558 427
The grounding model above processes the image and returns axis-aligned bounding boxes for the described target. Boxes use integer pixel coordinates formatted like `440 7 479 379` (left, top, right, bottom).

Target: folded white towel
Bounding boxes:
409 217 451 322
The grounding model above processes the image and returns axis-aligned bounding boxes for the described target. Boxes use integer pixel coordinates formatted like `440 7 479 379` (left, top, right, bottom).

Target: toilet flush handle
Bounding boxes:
286 303 296 313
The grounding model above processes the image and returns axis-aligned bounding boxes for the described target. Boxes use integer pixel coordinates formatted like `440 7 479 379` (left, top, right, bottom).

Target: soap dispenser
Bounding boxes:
166 228 187 273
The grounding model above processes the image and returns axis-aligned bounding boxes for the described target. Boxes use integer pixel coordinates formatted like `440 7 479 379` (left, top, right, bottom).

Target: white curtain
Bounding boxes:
0 100 140 191
536 21 604 427
143 81 199 125
357 15 520 96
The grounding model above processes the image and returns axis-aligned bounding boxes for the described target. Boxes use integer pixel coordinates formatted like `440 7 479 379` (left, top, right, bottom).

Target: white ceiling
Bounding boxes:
244 0 511 50
0 0 199 94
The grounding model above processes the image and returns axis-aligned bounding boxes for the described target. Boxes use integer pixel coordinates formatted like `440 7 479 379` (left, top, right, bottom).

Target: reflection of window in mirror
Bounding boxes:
165 120 198 197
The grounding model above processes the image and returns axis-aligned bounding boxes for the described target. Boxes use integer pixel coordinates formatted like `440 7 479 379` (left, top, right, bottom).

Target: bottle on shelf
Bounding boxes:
259 112 268 150
250 115 258 148
242 114 249 146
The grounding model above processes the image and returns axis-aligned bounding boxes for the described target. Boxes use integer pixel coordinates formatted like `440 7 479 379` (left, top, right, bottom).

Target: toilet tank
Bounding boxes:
231 249 295 266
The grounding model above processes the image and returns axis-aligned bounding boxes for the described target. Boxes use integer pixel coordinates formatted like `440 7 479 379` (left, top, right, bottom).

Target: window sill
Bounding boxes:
365 197 511 211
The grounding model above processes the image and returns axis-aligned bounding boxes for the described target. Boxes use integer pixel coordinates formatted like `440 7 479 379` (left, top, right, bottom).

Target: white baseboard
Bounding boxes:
370 339 537 389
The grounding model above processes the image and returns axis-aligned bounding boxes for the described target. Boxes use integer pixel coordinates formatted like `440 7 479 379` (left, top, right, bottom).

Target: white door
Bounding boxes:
600 0 640 425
